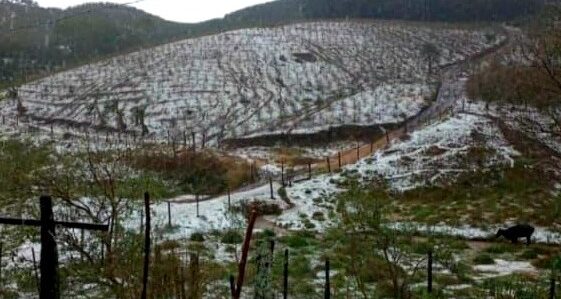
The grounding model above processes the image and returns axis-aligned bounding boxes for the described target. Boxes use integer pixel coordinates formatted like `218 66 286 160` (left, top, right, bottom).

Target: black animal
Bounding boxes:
496 224 535 245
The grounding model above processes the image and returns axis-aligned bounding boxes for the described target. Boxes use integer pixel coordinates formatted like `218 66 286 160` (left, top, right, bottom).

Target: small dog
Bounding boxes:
496 224 535 245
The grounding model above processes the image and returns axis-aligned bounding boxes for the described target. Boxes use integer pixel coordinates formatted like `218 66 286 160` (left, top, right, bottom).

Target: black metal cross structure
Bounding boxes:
0 195 109 299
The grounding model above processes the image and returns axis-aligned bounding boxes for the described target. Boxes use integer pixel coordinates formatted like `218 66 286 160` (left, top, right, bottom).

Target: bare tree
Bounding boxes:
421 42 441 76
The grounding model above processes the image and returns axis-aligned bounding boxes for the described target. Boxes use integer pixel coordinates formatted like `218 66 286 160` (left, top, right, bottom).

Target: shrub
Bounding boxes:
311 211 325 221
190 232 205 242
474 253 494 265
281 232 315 248
519 249 538 260
485 244 516 254
221 230 243 244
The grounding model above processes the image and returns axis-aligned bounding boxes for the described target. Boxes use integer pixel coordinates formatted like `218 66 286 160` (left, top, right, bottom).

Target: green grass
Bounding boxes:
474 253 495 265
485 244 517 254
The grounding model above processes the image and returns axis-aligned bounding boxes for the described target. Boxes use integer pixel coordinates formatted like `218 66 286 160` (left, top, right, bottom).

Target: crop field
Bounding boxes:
0 21 503 147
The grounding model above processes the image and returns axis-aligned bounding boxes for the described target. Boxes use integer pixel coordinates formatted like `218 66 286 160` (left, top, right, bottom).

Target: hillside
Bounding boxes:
224 0 548 25
0 0 550 88
0 0 191 86
0 21 505 147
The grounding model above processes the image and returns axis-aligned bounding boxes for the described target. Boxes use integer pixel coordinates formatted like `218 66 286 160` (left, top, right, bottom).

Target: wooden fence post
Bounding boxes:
227 187 231 211
167 202 172 228
232 208 258 299
196 194 200 218
0 241 2 287
326 157 331 173
325 259 330 299
356 145 360 161
229 275 236 298
40 196 59 299
269 177 275 200
427 250 433 294
141 192 151 299
550 277 556 299
281 160 285 187
283 249 289 299
338 152 341 169
192 132 196 151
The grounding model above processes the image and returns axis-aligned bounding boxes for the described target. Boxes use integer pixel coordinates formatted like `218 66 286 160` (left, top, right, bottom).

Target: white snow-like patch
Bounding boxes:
473 259 537 279
0 21 503 146
260 164 282 177
124 182 288 238
273 175 343 231
388 222 561 245
269 111 519 231
350 113 519 191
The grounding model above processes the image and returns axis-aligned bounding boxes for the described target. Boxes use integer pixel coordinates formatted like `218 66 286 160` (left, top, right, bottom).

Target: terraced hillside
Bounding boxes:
1 21 504 146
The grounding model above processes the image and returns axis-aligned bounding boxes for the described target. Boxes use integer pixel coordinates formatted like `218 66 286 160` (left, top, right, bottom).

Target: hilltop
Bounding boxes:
0 0 550 87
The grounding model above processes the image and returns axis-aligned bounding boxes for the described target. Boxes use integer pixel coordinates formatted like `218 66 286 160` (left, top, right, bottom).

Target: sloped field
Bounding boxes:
1 21 503 146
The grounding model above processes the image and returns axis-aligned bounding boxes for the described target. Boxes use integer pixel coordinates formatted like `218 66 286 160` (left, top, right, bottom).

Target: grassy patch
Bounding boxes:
130 149 253 195
474 253 495 265
392 163 557 227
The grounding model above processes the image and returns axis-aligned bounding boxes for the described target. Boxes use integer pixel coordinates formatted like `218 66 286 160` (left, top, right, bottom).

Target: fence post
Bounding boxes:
550 277 556 299
0 241 2 287
141 192 151 299
40 195 59 299
428 250 433 294
325 259 330 299
167 201 172 228
227 187 231 211
196 194 200 218
356 145 360 161
269 177 275 200
283 249 289 299
281 160 285 187
308 162 312 180
326 157 331 173
229 274 236 298
192 132 196 152
338 152 341 169
386 130 389 144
